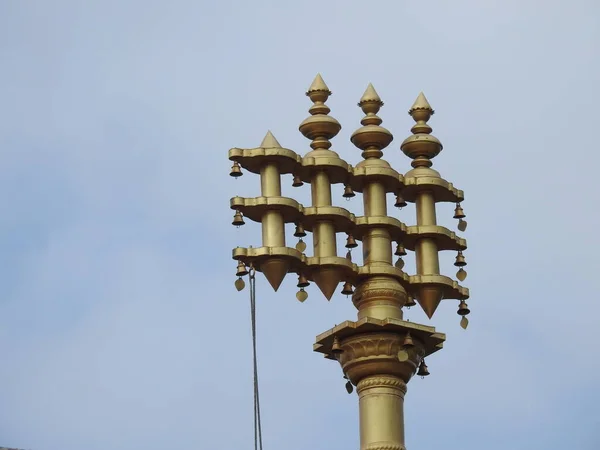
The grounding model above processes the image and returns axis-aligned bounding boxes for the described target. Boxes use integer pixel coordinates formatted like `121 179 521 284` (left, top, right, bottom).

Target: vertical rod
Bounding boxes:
260 163 285 247
362 182 392 266
414 190 440 274
311 170 336 257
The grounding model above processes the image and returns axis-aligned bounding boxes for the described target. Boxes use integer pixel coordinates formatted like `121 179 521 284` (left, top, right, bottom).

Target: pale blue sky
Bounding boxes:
0 1 599 449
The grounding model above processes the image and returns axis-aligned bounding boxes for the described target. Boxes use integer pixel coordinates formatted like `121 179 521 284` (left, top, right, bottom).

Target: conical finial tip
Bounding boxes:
360 82 382 104
308 73 330 93
260 130 281 148
409 92 434 113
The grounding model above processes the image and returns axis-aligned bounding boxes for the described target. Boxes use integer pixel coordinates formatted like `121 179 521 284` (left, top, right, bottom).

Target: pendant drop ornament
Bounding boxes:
296 239 307 253
395 257 405 270
345 250 352 262
460 316 469 330
235 277 246 291
343 375 354 394
296 288 308 302
457 268 467 281
458 219 468 232
397 350 409 362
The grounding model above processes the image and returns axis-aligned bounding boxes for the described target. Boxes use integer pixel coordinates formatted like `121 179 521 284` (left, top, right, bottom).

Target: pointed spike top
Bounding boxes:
307 73 331 94
260 130 281 148
409 92 434 115
360 83 382 104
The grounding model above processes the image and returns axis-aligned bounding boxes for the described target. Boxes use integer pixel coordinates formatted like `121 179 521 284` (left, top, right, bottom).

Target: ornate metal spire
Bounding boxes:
401 91 443 168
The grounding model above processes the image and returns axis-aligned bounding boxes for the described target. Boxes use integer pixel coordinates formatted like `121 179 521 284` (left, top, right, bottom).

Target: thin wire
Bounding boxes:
249 268 263 450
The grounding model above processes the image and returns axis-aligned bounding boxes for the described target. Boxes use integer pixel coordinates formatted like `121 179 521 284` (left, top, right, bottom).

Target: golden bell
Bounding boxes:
232 210 245 227
343 184 355 198
345 234 358 249
341 282 354 296
454 251 467 267
417 360 430 377
395 193 407 208
395 243 407 256
403 333 414 348
294 223 307 238
457 300 470 316
405 295 417 308
453 203 466 219
236 261 249 277
297 273 309 288
292 174 303 187
331 336 343 354
230 161 242 177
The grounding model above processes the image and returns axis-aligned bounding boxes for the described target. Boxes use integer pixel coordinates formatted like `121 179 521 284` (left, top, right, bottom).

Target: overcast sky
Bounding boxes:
0 1 599 449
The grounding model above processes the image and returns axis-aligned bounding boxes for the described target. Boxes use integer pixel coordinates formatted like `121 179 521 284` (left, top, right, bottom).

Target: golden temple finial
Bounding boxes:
229 77 471 450
299 74 341 153
401 92 442 168
260 130 281 148
351 83 393 160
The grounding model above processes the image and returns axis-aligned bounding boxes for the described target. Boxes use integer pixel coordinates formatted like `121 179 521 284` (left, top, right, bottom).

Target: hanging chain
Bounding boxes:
248 266 263 450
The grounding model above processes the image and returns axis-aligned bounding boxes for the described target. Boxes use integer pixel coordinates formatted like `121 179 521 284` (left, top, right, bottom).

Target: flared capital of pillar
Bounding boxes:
314 318 445 386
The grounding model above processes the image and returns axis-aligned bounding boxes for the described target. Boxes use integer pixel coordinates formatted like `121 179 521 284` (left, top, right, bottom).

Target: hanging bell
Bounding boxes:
297 273 310 288
453 203 466 219
405 295 417 308
331 336 343 355
232 210 245 227
341 282 354 296
345 234 358 249
417 360 430 377
395 243 407 256
292 174 304 187
457 300 470 316
454 251 467 267
229 161 242 177
294 223 307 238
403 333 414 348
343 184 356 199
236 261 249 277
395 193 407 208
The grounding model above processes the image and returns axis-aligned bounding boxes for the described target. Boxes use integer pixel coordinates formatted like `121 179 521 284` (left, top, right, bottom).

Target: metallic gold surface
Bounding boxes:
230 75 471 450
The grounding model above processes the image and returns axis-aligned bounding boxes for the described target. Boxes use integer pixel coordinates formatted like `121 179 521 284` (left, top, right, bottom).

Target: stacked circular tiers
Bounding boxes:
229 74 469 324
